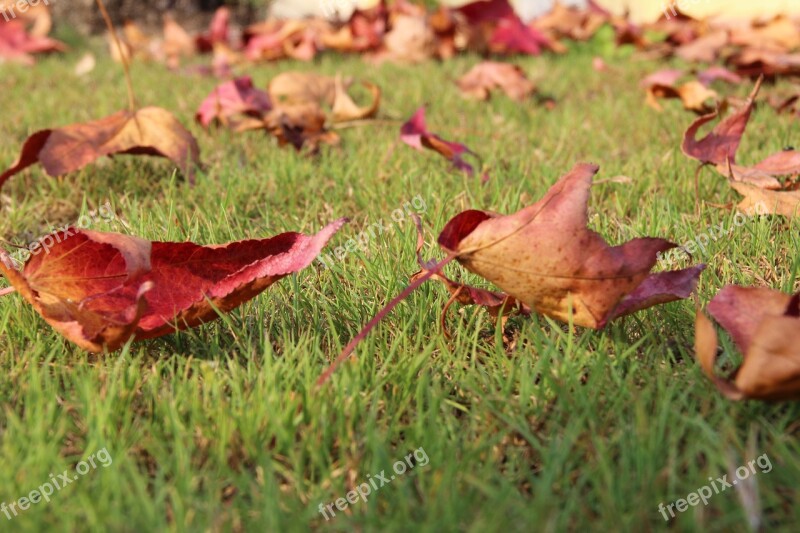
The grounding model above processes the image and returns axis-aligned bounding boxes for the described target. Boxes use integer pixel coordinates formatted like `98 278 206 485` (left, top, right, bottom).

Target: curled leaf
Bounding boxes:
436 163 704 328
410 214 528 337
0 220 347 352
646 80 719 114
195 76 272 131
681 76 800 214
696 286 800 401
400 106 481 177
0 107 201 189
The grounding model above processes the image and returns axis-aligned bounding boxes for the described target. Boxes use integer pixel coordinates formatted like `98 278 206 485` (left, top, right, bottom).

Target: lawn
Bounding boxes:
0 27 799 532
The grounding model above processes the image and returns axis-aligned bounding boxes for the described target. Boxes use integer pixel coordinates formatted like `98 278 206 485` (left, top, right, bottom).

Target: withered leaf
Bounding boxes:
681 76 800 214
646 80 719 114
696 286 800 401
0 220 346 352
0 18 64 65
400 106 482 178
0 107 201 189
268 72 381 124
195 76 272 131
435 163 704 328
456 61 536 102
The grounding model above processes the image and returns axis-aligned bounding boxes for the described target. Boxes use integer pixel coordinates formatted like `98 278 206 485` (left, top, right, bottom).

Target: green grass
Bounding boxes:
0 31 799 532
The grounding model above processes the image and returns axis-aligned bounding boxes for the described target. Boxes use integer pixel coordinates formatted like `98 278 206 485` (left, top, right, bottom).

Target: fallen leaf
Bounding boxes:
264 102 341 153
728 47 800 78
646 80 719 114
530 1 607 42
697 66 743 87
729 180 800 218
696 285 800 401
320 3 386 53
456 61 536 101
195 76 272 131
675 30 728 63
459 0 555 55
196 6 231 52
730 16 800 51
316 163 705 385
370 12 435 63
0 18 64 65
0 220 347 352
163 13 196 68
400 106 481 177
435 163 704 328
681 77 800 213
73 52 96 76
268 72 381 123
0 107 201 189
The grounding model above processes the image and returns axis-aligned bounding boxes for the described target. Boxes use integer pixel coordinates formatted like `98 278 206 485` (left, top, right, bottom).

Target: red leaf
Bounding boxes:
681 76 800 213
0 220 347 352
195 76 272 130
400 106 480 177
196 6 231 52
0 18 64 65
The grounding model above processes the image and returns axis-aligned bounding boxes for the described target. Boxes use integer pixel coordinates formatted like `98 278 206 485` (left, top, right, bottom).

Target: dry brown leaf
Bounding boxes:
696 286 800 401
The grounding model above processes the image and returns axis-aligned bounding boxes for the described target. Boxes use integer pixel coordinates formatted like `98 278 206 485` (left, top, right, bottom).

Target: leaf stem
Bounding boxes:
95 0 137 112
316 254 456 387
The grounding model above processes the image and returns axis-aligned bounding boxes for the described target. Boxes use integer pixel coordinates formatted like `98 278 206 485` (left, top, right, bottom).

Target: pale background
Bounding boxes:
272 0 800 22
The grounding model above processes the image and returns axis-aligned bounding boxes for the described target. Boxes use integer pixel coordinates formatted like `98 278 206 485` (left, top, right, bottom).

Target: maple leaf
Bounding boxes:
195 76 272 131
320 2 387 53
435 163 705 329
317 164 704 385
400 106 483 179
268 72 381 124
458 0 556 55
697 66 743 86
243 20 323 62
645 79 719 114
696 286 800 401
0 18 64 65
409 215 529 338
675 30 728 63
681 76 800 215
369 6 436 64
728 48 800 78
456 61 536 102
191 71 383 152
0 220 346 352
196 6 231 53
0 107 201 190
